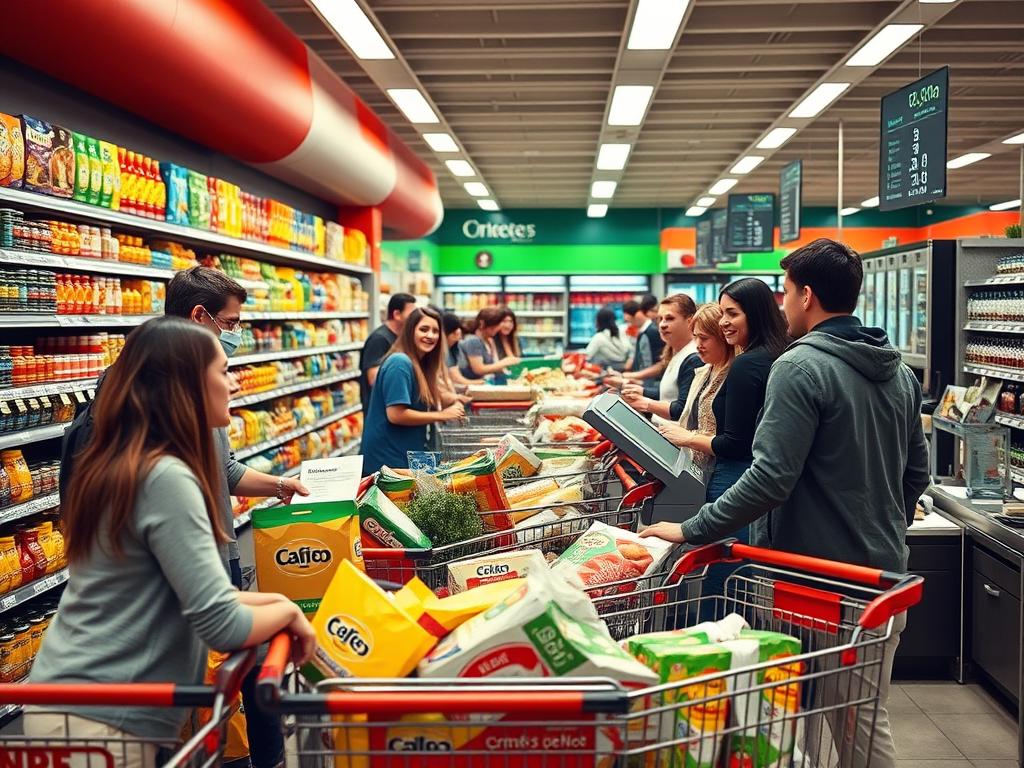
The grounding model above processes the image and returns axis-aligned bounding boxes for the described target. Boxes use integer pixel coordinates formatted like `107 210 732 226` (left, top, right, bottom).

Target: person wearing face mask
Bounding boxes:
363 307 466 475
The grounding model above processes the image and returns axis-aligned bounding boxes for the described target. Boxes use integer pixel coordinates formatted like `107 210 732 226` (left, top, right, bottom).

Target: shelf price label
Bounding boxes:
1 595 16 610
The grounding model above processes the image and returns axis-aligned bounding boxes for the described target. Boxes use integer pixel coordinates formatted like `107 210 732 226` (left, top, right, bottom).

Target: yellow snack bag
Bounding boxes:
393 576 525 633
253 501 362 617
303 561 437 683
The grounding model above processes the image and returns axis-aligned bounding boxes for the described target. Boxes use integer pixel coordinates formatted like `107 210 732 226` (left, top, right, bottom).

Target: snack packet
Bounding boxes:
253 500 363 616
494 433 541 480
393 576 525 633
446 549 547 594
551 520 675 597
0 114 25 189
358 485 431 549
625 614 749 658
435 451 515 534
376 466 415 509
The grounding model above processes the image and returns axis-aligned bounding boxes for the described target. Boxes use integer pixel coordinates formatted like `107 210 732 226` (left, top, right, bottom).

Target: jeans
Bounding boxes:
699 459 751 621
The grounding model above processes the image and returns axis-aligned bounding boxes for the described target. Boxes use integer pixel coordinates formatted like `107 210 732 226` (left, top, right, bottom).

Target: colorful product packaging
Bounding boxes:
99 140 120 209
435 451 515 533
376 466 415 509
494 433 541 480
551 520 674 597
71 132 89 201
446 549 547 594
21 116 54 194
358 484 431 549
85 136 103 205
0 113 25 188
161 162 190 225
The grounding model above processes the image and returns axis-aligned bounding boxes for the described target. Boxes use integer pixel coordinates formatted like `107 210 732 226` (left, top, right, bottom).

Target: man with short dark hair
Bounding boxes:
360 292 417 406
643 238 928 768
614 295 665 390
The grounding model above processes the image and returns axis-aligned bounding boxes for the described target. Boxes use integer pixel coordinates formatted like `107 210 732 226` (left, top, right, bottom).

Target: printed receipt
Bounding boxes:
299 455 364 504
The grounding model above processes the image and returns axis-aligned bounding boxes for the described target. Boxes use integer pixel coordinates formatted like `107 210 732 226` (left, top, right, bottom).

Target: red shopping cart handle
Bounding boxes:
470 401 534 411
361 546 433 561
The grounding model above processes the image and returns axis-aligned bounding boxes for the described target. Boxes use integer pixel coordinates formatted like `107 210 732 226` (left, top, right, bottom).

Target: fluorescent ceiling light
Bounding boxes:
587 204 609 218
422 133 458 152
478 199 500 212
919 0 957 4
591 181 618 199
947 152 991 169
730 156 765 175
1002 131 1024 145
990 199 1022 211
596 143 632 171
697 196 716 207
445 159 475 177
861 196 880 208
847 23 923 67
387 89 439 124
840 207 860 216
708 178 738 195
685 206 706 217
463 182 489 197
757 128 798 149
311 0 394 60
627 0 691 50
789 82 851 118
608 85 654 126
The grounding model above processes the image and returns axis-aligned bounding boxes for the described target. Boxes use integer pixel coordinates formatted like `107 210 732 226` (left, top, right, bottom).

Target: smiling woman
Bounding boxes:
361 307 466 475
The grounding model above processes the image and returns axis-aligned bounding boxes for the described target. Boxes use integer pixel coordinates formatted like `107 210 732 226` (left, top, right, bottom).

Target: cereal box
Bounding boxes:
0 113 25 188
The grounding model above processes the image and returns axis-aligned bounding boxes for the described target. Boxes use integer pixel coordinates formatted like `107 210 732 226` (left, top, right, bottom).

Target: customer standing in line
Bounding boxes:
442 311 483 387
494 308 522 360
458 306 520 381
622 294 702 425
643 239 930 768
360 292 417 407
584 307 632 370
363 307 465 475
27 318 315 768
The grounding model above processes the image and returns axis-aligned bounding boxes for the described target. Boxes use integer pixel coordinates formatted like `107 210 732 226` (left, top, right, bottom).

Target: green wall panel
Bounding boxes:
436 243 664 275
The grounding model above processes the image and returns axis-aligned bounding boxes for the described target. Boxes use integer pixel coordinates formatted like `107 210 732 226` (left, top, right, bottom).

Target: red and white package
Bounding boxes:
550 520 675 596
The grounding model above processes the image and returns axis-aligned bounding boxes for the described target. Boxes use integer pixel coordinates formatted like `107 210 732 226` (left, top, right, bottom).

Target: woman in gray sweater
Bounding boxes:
26 317 315 765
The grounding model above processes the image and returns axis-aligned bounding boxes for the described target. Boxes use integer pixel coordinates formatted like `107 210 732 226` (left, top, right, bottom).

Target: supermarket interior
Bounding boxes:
1 0 1024 766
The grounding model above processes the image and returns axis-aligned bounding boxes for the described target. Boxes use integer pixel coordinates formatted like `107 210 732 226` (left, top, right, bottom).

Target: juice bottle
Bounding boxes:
119 148 134 215
16 527 46 581
0 629 17 683
1 451 32 504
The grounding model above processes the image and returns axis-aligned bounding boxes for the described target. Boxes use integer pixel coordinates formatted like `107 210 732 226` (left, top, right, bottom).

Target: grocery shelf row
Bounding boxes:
0 568 68 615
0 492 59 527
517 331 564 339
229 341 363 367
0 187 372 278
963 363 1024 384
230 369 359 408
0 247 175 280
0 309 366 331
963 322 1024 334
0 422 71 451
995 413 1024 431
0 378 97 402
240 310 367 321
233 403 361 461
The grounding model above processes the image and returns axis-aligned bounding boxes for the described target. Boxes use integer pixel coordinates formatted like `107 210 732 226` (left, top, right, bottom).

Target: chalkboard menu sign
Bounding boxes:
779 160 802 244
695 219 712 266
726 193 775 253
710 210 728 263
879 66 948 212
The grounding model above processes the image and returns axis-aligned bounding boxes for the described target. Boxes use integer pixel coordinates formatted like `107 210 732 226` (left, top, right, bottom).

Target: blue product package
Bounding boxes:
160 162 190 225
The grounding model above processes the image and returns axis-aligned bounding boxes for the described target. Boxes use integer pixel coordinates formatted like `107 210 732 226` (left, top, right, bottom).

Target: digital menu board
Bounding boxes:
695 219 711 266
879 66 949 212
726 193 775 253
779 160 802 244
710 210 728 263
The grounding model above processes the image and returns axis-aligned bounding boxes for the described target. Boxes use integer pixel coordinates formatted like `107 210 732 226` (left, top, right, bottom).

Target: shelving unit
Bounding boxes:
240 311 367 321
964 363 1024 383
233 404 361 460
230 370 359 408
0 313 160 329
0 569 69 614
0 422 73 450
0 493 60 526
0 248 175 280
996 412 1024 431
0 379 97 401
230 342 362 367
963 322 1024 334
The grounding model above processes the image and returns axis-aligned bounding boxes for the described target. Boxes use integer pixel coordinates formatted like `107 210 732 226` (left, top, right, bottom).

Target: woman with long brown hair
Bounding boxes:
363 306 466 474
458 306 520 380
25 317 315 764
494 308 522 360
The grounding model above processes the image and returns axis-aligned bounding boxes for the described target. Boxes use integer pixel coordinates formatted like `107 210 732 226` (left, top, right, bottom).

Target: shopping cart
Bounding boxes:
257 540 922 768
0 646 255 768
434 402 534 461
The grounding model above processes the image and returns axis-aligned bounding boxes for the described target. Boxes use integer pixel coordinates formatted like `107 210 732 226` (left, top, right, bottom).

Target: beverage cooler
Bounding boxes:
666 272 783 306
568 275 651 348
504 275 567 357
437 275 504 316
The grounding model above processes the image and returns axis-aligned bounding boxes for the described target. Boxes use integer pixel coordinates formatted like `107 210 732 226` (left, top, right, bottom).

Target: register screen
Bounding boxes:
605 400 682 469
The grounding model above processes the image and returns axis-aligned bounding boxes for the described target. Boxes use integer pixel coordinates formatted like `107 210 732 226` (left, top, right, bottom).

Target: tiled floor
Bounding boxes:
892 681 1019 767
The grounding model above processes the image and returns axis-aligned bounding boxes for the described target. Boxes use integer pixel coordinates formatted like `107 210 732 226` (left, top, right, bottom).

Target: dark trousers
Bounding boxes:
699 460 751 621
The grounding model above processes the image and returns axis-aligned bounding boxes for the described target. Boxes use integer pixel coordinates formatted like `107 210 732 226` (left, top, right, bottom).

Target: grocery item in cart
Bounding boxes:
393 575 525 633
528 396 592 419
358 485 430 549
532 416 600 444
0 112 25 188
624 614 750 657
514 506 585 551
435 451 515 534
511 483 584 526
465 384 535 402
494 433 541 480
376 465 415 509
551 520 674 597
537 455 593 479
505 477 559 509
253 500 363 616
446 549 547 594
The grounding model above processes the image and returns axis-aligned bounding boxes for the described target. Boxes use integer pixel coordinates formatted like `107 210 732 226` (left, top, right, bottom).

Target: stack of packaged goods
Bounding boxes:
0 455 59 509
235 319 368 357
1 335 125 389
228 381 360 454
0 597 60 683
232 351 358 397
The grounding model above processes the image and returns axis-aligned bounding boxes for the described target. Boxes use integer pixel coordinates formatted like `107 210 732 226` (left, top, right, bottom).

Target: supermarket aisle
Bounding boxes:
891 681 1018 766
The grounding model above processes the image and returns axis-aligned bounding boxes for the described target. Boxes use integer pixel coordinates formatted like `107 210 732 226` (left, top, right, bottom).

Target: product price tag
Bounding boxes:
1 595 16 610
33 579 51 595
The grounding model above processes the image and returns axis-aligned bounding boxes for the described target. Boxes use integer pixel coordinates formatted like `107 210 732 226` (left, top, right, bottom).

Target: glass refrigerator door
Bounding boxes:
885 266 899 345
857 282 867 324
912 262 929 356
568 275 649 347
437 275 503 317
667 281 721 305
897 266 912 353
503 275 566 357
873 270 886 331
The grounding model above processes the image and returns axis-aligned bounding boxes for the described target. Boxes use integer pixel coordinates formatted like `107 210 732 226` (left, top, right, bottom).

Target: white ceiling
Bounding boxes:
268 0 1024 210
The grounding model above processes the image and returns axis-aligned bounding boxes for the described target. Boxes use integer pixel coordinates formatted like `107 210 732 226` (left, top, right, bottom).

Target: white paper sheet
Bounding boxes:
299 455 364 504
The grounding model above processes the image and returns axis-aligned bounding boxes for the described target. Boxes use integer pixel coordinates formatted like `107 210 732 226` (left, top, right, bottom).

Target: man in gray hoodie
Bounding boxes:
643 238 930 767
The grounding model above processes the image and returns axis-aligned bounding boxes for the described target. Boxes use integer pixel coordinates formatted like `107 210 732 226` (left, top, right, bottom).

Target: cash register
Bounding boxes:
583 392 707 524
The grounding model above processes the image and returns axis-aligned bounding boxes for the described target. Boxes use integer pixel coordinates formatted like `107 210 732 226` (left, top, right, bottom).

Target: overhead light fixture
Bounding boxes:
587 204 609 218
591 181 618 199
919 0 957 4
1002 131 1024 145
463 182 488 197
626 0 691 50
990 199 1022 211
478 199 500 212
708 178 738 195
608 85 655 126
840 207 860 216
757 128 798 149
947 152 991 169
422 133 458 152
445 159 475 177
861 196 880 208
310 0 394 60
730 156 765 175
847 23 923 67
685 206 706 217
789 82 851 118
596 143 632 171
387 89 439 124
697 196 716 207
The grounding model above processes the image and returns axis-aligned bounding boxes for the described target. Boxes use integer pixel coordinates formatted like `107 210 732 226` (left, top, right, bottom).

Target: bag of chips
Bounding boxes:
376 466 416 509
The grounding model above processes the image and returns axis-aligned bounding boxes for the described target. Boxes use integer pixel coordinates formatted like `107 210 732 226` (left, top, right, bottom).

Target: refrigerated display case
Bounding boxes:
568 275 650 348
504 275 567 357
666 272 783 306
438 275 504 318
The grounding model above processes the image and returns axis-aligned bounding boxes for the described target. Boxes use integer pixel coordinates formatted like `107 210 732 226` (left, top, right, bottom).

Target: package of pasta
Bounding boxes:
435 451 515 533
375 465 415 509
493 433 540 481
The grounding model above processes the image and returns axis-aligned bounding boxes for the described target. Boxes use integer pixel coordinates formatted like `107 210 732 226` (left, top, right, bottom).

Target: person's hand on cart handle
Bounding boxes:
440 401 466 422
288 604 317 666
657 422 694 448
639 521 686 544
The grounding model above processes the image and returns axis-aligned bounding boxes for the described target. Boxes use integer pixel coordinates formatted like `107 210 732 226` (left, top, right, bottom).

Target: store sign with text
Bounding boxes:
461 218 537 243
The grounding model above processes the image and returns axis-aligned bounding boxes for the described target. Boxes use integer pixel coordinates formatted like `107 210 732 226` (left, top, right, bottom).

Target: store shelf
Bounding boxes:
965 276 1024 288
0 422 70 450
0 187 373 278
235 438 362 528
230 342 363 367
230 370 359 407
0 568 69 614
964 363 1024 383
0 313 159 329
518 330 564 338
1013 469 1024 486
234 403 361 460
240 310 367 321
512 311 565 318
963 321 1024 334
0 493 60 526
0 378 97 402
0 248 176 280
995 413 1024 431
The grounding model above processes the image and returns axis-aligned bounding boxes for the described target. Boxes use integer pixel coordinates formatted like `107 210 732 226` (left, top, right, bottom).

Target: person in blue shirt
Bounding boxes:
362 307 466 475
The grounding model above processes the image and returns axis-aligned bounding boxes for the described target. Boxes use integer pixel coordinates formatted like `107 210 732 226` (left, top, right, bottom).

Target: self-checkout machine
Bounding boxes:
583 392 707 525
